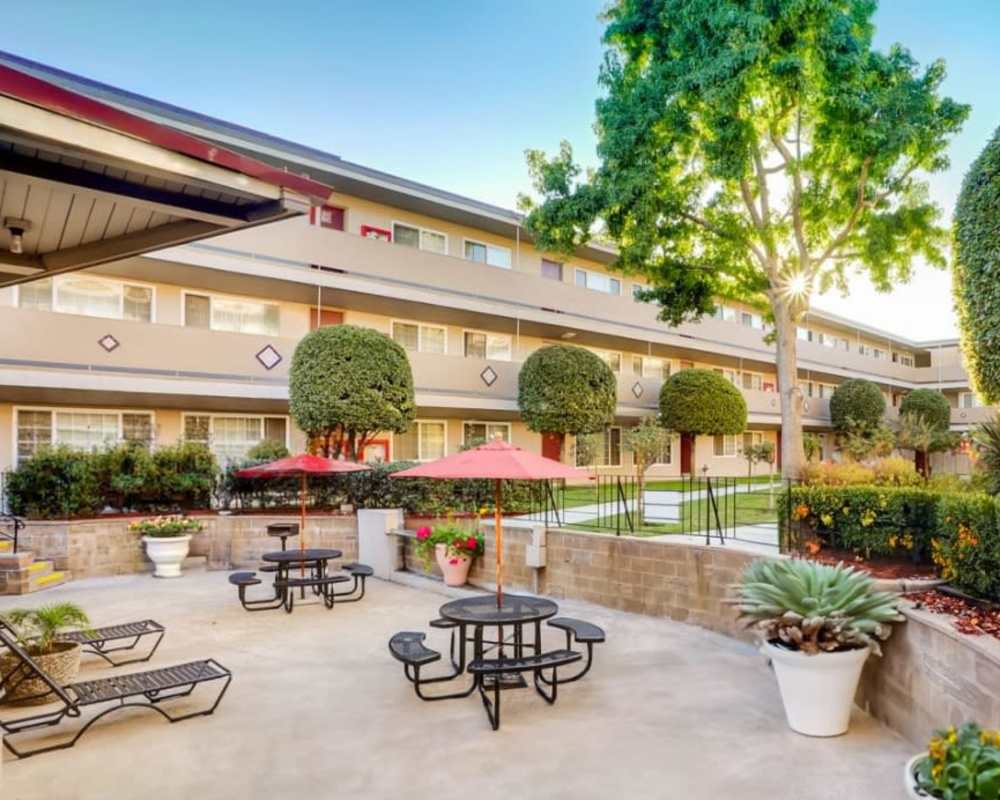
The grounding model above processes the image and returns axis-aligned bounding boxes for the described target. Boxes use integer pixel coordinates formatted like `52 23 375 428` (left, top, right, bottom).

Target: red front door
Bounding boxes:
541 433 563 461
680 433 693 474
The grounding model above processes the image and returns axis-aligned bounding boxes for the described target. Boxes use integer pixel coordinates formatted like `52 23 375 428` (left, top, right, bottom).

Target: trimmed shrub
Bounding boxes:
871 455 924 487
934 493 1000 599
289 325 415 460
6 446 101 519
899 389 951 432
829 378 885 432
517 345 616 436
246 440 290 462
658 368 747 435
954 126 1000 404
783 484 941 561
801 461 875 486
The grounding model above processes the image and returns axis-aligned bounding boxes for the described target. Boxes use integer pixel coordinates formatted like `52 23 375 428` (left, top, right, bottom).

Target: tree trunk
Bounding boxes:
773 297 806 479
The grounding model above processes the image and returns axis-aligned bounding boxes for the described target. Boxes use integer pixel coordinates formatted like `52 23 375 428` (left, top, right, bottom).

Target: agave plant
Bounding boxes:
1 603 91 655
734 559 903 655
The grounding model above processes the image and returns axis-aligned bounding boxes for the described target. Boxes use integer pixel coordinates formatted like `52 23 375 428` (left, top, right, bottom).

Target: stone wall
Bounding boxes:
18 514 359 577
403 522 1000 743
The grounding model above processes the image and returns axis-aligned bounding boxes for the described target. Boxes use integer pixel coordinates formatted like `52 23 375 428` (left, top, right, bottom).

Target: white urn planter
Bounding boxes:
904 754 927 799
143 535 192 578
763 641 871 737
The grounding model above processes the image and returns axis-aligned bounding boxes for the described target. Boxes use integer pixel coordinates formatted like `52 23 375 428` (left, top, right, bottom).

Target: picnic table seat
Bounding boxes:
0 624 231 759
389 632 441 668
228 571 261 587
332 562 374 603
57 619 166 667
467 648 582 674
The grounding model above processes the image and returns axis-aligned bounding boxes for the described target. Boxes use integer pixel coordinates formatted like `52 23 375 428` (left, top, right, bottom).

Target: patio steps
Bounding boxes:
0 549 72 595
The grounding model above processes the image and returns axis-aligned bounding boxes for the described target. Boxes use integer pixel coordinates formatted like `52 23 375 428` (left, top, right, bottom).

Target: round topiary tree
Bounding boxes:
289 325 415 461
955 126 1000 403
517 345 616 458
829 379 886 433
899 389 951 432
659 369 747 473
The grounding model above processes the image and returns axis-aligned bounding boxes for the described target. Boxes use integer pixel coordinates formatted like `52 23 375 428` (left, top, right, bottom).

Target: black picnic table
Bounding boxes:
261 548 344 611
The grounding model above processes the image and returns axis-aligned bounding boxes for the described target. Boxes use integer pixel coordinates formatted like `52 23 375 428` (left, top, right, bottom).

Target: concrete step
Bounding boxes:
28 565 71 593
0 540 12 553
26 560 52 578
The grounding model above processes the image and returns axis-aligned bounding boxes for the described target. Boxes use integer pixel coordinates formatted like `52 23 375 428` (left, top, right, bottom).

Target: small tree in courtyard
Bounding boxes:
518 345 616 459
520 0 968 478
659 369 747 474
899 389 952 433
623 416 672 520
289 325 415 461
896 392 958 477
829 379 893 461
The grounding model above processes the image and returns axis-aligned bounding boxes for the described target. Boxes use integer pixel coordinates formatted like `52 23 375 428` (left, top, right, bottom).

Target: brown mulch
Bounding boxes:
793 547 938 580
905 590 1000 640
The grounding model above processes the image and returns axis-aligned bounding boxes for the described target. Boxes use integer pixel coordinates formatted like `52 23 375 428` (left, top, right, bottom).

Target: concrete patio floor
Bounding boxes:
1 570 913 799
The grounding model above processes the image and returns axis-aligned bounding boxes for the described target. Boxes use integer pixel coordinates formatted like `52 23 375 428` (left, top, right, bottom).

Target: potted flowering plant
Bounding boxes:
907 723 1000 799
130 515 203 578
414 523 485 586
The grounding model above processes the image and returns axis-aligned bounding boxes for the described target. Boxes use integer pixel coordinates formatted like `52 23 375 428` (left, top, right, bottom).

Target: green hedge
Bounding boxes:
659 368 747 435
783 485 1000 601
829 379 885 432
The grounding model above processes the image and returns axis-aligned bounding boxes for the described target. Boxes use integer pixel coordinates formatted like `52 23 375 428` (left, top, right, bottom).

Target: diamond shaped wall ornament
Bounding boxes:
480 366 498 387
97 334 120 353
631 381 644 399
255 344 283 371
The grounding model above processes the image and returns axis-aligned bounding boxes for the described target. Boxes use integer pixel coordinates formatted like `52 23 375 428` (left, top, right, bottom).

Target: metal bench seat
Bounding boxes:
389 632 441 667
276 575 350 589
468 649 582 674
57 619 166 667
228 571 261 587
547 618 606 643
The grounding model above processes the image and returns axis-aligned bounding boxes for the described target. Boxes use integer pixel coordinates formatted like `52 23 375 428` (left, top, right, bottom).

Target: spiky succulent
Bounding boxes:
734 559 904 655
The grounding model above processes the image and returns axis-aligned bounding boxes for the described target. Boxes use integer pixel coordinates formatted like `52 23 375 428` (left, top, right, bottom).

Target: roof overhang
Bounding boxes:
0 63 335 287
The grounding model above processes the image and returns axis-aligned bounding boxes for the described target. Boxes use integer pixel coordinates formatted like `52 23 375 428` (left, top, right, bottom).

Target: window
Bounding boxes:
873 348 887 361
742 431 764 452
360 224 391 242
575 427 622 467
960 392 983 409
309 205 345 230
896 353 915 367
652 434 674 465
714 368 738 385
464 240 512 269
816 383 837 399
18 276 153 322
574 268 620 296
589 348 621 373
740 311 764 330
464 331 512 361
679 360 695 370
463 422 511 447
394 421 447 461
541 259 563 281
392 222 447 254
392 321 446 354
799 381 813 398
183 293 279 336
182 414 287 463
741 372 763 391
633 356 669 380
797 327 813 342
713 434 737 457
15 408 155 463
714 306 737 322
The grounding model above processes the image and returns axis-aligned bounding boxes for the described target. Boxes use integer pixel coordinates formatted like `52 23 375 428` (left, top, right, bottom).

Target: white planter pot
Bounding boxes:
763 640 870 737
904 754 929 799
143 535 192 578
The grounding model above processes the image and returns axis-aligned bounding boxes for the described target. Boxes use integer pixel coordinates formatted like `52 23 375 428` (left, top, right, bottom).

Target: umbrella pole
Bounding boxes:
300 473 306 578
495 479 503 609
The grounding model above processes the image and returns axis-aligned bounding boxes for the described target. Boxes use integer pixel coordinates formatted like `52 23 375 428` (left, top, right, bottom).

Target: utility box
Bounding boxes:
525 543 547 568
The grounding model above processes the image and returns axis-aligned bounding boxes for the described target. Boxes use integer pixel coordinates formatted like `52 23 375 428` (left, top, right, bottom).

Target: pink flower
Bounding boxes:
416 526 431 541
466 536 478 551
449 558 459 565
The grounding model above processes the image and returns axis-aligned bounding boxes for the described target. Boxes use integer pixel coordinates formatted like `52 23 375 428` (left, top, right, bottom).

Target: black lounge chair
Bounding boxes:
0 624 231 759
57 619 165 667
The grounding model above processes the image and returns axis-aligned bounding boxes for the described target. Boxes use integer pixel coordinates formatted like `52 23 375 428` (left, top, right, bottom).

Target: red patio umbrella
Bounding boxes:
236 454 370 559
390 438 583 607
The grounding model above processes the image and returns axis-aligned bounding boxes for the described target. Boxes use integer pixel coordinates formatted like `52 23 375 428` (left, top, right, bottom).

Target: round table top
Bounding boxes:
439 594 558 626
261 548 342 564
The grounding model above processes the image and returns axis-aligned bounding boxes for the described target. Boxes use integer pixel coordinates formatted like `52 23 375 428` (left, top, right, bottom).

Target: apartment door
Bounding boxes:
541 433 563 461
310 308 344 330
680 433 693 474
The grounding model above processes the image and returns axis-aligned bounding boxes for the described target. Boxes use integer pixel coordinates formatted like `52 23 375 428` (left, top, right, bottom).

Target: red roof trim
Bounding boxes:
0 64 334 204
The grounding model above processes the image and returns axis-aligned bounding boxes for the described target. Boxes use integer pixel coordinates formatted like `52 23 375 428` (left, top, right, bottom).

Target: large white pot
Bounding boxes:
763 640 871 737
143 534 191 578
904 754 930 799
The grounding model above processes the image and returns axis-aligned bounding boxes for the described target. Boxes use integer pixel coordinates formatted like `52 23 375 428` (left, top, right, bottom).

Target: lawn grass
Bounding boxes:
560 473 780 510
564 483 780 536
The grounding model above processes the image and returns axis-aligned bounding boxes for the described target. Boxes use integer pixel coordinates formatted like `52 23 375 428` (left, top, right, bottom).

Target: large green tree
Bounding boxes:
289 325 415 461
520 0 967 477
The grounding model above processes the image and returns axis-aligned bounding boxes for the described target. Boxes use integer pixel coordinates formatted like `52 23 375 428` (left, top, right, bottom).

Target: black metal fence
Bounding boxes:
520 473 789 550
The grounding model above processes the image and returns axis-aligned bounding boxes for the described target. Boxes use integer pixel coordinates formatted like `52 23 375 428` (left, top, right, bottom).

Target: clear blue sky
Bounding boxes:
5 0 997 340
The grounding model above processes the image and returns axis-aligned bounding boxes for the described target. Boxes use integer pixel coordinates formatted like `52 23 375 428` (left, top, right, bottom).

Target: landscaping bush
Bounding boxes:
829 379 885 432
934 492 1000 599
145 442 217 510
518 345 617 437
899 389 952 432
658 368 747 435
6 446 101 519
870 455 924 487
801 461 876 486
784 484 941 561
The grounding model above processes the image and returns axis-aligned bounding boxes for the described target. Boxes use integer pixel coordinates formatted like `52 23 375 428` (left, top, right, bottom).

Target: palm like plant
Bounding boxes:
974 417 1000 495
2 603 91 654
734 559 903 655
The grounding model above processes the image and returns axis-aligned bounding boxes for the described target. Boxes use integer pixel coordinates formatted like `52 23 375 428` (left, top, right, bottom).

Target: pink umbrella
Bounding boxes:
237 454 370 560
391 438 584 606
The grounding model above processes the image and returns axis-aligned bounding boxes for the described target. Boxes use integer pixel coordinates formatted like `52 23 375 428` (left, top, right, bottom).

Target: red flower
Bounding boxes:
416 526 431 541
449 558 459 565
466 536 478 551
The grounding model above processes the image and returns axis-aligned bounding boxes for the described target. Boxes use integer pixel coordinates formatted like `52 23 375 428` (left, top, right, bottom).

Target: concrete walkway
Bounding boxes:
0 570 912 799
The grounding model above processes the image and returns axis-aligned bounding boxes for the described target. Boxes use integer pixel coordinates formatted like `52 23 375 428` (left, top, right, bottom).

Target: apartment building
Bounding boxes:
0 53 988 478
